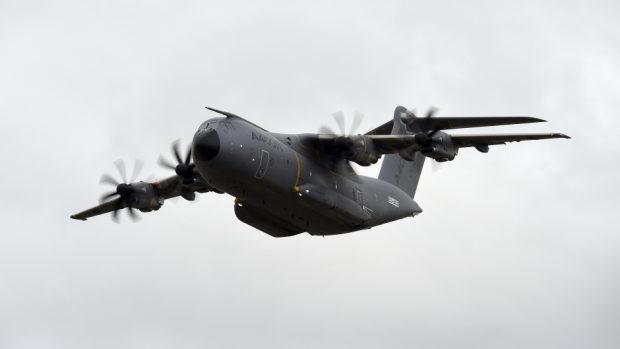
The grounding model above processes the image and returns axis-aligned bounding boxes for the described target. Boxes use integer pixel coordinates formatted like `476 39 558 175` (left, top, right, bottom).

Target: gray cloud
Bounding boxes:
0 0 618 348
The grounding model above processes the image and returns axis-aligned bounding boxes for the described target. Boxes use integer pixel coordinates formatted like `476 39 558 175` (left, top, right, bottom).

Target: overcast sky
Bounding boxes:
1 0 619 348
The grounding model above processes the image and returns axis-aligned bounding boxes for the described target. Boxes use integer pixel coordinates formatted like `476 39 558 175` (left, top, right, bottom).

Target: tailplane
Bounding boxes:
377 106 426 199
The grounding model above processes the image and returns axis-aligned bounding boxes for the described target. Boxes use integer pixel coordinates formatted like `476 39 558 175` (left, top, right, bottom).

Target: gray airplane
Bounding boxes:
71 105 569 237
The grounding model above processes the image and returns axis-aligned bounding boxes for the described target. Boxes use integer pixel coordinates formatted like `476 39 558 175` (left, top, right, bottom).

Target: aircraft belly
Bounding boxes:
235 187 357 236
231 176 420 236
295 184 370 227
234 202 304 238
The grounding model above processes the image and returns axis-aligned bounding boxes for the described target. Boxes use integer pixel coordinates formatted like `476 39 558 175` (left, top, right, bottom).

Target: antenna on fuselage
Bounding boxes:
205 106 240 118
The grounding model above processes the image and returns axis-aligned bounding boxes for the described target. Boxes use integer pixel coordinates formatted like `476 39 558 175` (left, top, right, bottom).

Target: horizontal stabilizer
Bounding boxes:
451 133 571 147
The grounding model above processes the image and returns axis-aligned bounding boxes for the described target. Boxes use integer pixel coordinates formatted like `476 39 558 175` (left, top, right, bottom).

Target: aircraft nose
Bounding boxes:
193 129 220 161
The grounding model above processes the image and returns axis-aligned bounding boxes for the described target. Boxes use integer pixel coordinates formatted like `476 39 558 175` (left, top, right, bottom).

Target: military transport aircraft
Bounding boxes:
71 105 569 237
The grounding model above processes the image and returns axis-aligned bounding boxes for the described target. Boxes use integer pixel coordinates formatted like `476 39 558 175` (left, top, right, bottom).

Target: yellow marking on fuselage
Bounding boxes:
293 150 301 192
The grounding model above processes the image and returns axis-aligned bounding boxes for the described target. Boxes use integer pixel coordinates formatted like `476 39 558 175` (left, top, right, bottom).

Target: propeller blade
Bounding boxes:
172 141 183 164
112 201 122 223
425 106 439 119
333 111 346 135
100 191 119 203
339 161 358 177
158 155 176 170
349 111 364 135
407 107 440 133
100 173 119 186
129 158 144 183
114 159 127 183
184 147 192 165
127 206 141 222
318 125 337 135
431 160 443 173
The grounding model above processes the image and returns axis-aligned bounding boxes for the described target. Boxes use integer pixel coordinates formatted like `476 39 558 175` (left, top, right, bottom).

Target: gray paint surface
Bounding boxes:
0 0 619 348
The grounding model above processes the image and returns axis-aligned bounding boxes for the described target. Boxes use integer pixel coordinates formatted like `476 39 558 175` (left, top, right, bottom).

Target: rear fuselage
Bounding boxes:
192 116 420 237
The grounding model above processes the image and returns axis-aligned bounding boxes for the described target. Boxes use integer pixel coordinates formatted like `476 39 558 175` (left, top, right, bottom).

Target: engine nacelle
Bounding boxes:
125 182 163 212
341 135 381 166
421 131 458 162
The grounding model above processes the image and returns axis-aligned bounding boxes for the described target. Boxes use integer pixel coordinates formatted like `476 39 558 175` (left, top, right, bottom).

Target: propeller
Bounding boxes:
318 111 367 175
99 159 143 222
431 159 443 173
319 110 365 137
404 107 446 170
158 140 195 185
404 106 439 135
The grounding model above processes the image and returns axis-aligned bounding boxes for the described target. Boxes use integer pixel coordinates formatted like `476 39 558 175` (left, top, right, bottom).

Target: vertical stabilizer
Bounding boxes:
378 106 426 199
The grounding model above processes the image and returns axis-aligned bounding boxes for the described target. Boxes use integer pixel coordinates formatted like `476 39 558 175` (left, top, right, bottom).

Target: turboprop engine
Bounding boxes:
415 131 458 162
339 135 381 166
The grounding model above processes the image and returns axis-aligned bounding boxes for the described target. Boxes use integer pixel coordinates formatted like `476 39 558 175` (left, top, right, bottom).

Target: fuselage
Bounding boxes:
192 116 421 237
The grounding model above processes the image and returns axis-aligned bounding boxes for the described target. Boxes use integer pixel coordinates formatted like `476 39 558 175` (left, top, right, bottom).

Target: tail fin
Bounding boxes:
378 106 426 199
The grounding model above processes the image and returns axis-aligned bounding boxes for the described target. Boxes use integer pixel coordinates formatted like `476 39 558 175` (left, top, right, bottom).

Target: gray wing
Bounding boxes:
70 198 124 221
70 175 210 221
366 116 545 135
